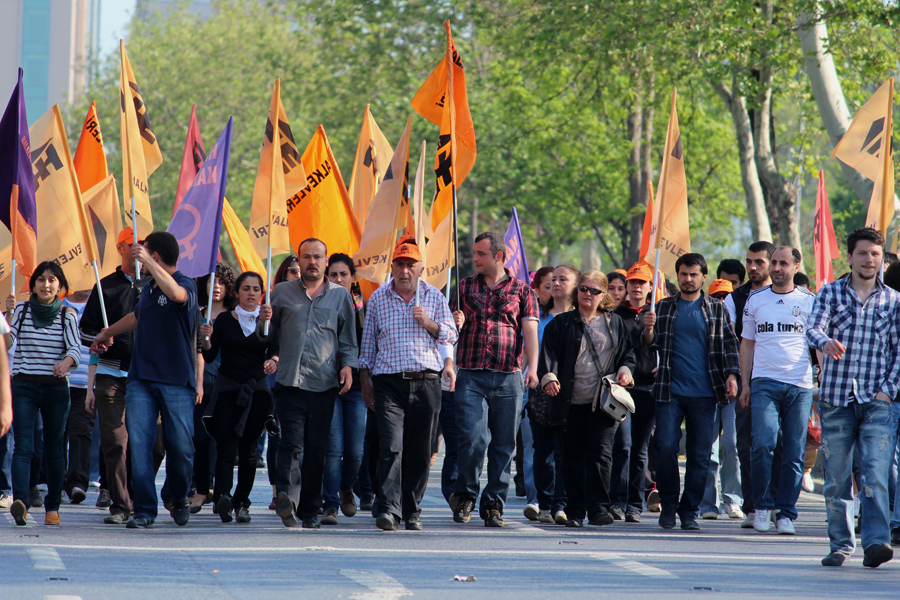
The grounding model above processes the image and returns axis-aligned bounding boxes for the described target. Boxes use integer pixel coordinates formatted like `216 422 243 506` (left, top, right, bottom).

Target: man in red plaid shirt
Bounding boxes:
449 231 540 527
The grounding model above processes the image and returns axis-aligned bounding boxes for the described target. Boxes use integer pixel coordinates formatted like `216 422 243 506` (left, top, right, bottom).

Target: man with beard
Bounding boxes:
809 228 900 568
260 238 358 529
643 253 740 531
740 247 815 535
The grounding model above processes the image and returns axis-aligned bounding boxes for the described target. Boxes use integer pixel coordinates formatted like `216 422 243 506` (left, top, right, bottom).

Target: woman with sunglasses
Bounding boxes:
537 270 635 528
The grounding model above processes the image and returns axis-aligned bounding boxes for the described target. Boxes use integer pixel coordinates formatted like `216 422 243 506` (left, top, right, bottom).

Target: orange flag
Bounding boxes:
639 181 654 258
411 21 477 231
348 105 393 229
73 102 108 193
222 198 267 286
814 171 840 291
174 104 205 215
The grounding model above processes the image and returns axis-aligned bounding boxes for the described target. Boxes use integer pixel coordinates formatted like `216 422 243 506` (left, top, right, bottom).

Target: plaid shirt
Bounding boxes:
452 268 540 373
806 276 900 406
648 292 741 404
359 280 458 376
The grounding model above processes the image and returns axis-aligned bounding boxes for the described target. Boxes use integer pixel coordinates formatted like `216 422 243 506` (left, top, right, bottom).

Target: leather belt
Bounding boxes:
397 370 440 380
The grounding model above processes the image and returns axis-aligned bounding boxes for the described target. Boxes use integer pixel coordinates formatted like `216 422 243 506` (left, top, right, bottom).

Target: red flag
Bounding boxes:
814 170 840 291
174 104 204 215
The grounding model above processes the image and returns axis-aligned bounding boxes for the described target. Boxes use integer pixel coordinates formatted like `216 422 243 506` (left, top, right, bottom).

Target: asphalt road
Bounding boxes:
2 455 898 599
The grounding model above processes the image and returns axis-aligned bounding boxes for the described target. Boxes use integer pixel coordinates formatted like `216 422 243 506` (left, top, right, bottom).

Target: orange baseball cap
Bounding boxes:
614 269 627 277
117 226 143 245
392 235 422 263
708 279 734 296
625 261 653 282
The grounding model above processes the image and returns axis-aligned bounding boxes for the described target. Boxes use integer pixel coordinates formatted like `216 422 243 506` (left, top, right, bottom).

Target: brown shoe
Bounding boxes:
339 489 358 517
45 511 61 526
10 500 27 526
321 509 339 525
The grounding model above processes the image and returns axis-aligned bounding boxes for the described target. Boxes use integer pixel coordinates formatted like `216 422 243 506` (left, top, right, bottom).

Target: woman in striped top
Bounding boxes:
4 262 82 526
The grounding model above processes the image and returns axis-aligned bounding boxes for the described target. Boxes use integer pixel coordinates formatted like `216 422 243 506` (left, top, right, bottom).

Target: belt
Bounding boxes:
393 370 440 380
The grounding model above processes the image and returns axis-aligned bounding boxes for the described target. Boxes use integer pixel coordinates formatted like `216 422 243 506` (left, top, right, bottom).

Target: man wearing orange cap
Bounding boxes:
708 279 734 300
358 236 457 531
78 225 145 524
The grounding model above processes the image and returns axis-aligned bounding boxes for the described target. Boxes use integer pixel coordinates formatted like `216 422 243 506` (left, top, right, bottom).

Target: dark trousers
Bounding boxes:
374 375 441 520
559 403 620 521
356 409 379 498
610 390 656 514
531 415 566 513
64 388 91 494
265 426 280 487
211 389 270 508
95 376 132 515
274 385 336 519
735 397 782 513
192 391 216 495
438 390 460 502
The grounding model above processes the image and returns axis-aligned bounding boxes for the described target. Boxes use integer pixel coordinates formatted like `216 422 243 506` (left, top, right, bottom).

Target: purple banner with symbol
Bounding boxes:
167 117 232 278
504 206 530 284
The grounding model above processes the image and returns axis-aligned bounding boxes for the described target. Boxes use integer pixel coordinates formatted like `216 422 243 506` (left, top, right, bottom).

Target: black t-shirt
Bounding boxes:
202 310 275 385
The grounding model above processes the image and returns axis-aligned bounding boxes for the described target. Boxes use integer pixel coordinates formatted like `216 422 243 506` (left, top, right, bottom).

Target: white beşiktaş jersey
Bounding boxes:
742 285 815 388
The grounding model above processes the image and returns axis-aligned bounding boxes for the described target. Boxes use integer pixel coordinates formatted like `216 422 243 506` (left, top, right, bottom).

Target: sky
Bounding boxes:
98 0 138 57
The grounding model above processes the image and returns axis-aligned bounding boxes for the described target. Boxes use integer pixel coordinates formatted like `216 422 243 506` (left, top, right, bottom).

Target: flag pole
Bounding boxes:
121 41 141 280
10 259 15 303
451 183 460 308
264 246 272 335
204 271 216 340
649 89 678 313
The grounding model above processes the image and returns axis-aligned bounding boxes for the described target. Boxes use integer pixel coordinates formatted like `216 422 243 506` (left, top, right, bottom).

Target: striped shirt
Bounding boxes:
9 303 82 378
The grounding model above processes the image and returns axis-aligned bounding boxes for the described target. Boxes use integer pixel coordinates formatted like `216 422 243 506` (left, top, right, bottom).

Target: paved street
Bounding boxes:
2 455 898 599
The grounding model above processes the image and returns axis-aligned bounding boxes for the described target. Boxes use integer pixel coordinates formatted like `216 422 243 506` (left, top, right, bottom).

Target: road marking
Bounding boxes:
43 596 82 600
593 554 677 578
340 569 413 600
26 547 65 570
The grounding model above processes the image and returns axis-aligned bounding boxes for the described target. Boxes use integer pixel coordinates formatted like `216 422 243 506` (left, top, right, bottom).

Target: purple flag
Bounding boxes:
504 206 529 284
0 68 38 279
167 117 233 278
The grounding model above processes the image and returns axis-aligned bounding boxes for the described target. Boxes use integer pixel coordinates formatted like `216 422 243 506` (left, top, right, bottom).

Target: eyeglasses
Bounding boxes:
288 267 300 275
578 286 604 296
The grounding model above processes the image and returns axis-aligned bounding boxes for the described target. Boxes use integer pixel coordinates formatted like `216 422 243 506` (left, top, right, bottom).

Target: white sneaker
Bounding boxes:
776 517 795 535
553 510 568 525
741 511 756 528
537 509 554 523
754 509 772 532
700 510 719 520
0 493 11 508
523 503 540 521
724 503 745 519
801 473 814 493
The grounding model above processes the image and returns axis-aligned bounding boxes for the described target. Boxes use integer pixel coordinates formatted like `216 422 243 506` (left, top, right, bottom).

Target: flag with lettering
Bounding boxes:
249 79 306 257
174 104 205 215
167 118 232 278
354 118 412 284
348 105 394 230
82 174 123 283
0 68 38 284
861 79 895 236
643 88 690 278
73 101 108 193
504 206 529 284
814 171 840 291
288 124 360 257
222 197 267 287
119 40 163 240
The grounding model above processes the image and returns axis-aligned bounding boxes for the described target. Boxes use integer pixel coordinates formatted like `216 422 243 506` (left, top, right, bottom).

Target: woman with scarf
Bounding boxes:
200 272 277 523
5 262 81 526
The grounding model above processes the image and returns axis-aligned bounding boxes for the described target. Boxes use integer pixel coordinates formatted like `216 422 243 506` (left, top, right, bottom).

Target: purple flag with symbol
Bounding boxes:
167 117 232 278
504 206 530 284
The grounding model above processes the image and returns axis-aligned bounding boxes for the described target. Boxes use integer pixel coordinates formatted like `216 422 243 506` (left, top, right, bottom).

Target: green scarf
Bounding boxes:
28 294 62 329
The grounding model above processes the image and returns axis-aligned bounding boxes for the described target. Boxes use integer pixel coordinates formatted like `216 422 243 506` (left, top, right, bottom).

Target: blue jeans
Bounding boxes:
323 390 367 511
0 428 12 494
530 407 567 513
11 381 70 511
454 369 524 516
439 390 459 502
890 402 900 529
821 400 894 554
749 378 813 521
520 397 538 506
700 402 743 514
125 379 196 521
655 395 718 518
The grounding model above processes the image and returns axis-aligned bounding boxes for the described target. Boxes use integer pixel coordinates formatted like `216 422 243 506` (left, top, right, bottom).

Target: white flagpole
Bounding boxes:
264 246 272 336
649 248 661 310
10 259 15 305
205 270 216 340
91 260 109 328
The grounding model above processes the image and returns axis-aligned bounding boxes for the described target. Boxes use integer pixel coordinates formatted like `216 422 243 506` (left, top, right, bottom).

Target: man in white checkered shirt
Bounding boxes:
359 236 458 532
807 227 900 569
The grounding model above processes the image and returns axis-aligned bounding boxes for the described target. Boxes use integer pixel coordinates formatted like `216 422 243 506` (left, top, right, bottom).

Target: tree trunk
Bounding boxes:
712 77 774 242
581 238 601 272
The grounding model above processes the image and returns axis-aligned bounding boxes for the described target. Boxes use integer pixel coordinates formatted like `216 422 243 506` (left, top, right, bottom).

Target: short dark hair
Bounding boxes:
234 271 265 294
675 253 708 275
716 259 745 284
847 227 885 255
298 237 327 255
606 271 626 286
474 231 506 260
327 253 356 277
273 255 298 285
30 261 69 296
774 246 802 264
884 260 900 293
747 241 776 259
143 231 179 267
530 266 554 290
885 252 898 266
793 271 811 289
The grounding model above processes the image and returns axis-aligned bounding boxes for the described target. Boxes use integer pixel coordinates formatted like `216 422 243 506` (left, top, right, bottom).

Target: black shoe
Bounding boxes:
448 493 460 512
405 516 423 531
609 506 625 521
625 511 641 523
659 506 677 529
376 513 399 531
236 507 251 523
359 495 375 512
217 496 234 523
514 476 526 498
126 516 154 529
453 497 474 523
821 551 847 567
95 489 112 509
863 543 893 568
103 512 129 525
891 527 900 547
28 486 43 508
855 514 861 534
565 518 584 528
275 492 298 528
589 511 615 526
69 487 87 504
484 509 504 528
302 516 321 529
256 457 266 469
172 504 190 526
680 515 699 531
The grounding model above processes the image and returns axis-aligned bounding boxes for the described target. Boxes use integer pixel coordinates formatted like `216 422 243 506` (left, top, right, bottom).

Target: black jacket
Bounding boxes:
80 267 143 374
728 282 753 338
537 310 636 425
613 304 656 393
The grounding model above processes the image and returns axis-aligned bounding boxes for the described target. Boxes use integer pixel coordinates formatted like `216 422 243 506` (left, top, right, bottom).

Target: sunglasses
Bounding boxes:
288 267 300 275
578 286 604 296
